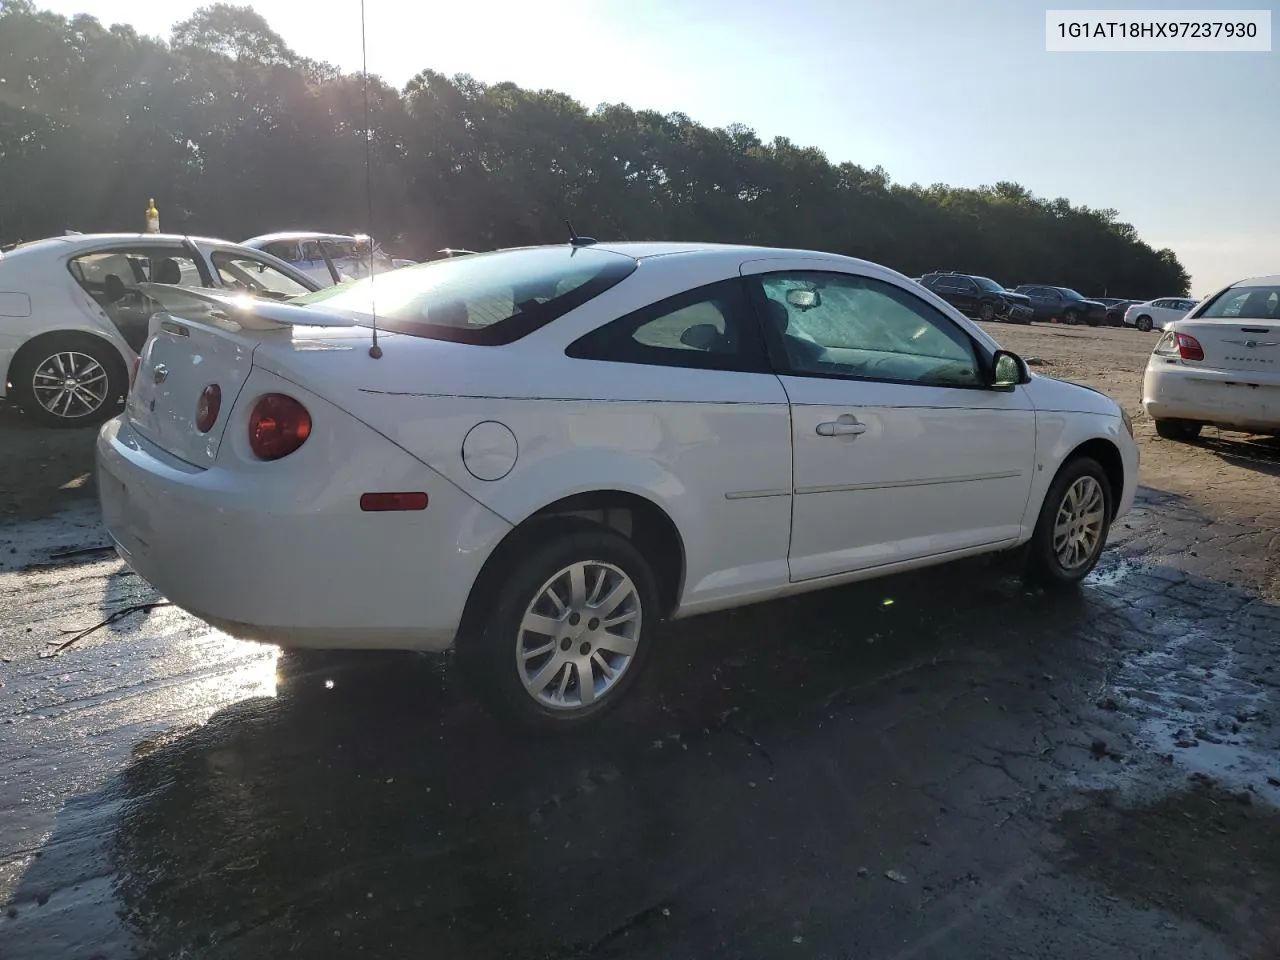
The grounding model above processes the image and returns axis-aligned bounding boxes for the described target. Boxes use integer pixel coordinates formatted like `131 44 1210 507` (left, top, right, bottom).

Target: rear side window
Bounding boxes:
1197 286 1280 320
567 279 768 373
67 247 206 352
292 246 638 345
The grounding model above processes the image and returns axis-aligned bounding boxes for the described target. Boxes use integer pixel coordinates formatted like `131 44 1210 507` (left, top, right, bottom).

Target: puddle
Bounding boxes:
1112 622 1279 801
0 501 112 573
1085 557 1137 588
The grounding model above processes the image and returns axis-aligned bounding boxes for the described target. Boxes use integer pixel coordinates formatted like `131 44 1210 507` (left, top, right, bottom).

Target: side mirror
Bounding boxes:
991 349 1029 389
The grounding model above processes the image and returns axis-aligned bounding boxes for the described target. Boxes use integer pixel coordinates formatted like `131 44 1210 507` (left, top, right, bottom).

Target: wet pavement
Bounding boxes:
3 352 1280 958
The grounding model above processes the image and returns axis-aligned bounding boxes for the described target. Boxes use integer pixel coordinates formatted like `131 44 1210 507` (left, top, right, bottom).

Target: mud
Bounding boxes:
2 322 1280 959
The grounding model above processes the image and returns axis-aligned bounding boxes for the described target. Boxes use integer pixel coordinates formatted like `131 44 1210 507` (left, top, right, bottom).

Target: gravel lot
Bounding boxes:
2 320 1279 959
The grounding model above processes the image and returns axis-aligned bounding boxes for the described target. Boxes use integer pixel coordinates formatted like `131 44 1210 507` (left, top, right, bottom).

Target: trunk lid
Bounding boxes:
1166 318 1280 377
126 287 356 467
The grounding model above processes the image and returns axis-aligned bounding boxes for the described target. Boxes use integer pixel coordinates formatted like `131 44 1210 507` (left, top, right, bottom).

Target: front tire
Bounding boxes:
1135 315 1153 332
978 302 996 322
463 523 659 730
1025 457 1113 586
10 334 126 428
1154 418 1202 441
1063 310 1081 326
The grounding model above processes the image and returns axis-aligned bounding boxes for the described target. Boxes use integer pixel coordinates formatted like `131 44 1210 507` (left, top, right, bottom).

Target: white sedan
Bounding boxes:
96 242 1138 728
0 233 320 426
1143 275 1280 439
1124 297 1199 332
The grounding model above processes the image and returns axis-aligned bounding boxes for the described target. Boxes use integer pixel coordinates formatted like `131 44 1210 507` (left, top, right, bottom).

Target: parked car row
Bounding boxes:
915 272 1035 323
912 272 1112 326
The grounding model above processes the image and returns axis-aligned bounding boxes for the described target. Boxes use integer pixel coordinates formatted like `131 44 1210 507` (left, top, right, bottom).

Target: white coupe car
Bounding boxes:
0 233 320 426
1124 297 1199 333
96 242 1138 728
1143 275 1280 440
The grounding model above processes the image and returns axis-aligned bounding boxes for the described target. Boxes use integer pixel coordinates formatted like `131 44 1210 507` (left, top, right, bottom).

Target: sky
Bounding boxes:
38 0 1280 295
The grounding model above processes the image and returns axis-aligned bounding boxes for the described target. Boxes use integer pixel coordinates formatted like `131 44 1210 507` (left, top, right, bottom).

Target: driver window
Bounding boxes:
210 252 312 299
756 271 981 388
68 247 204 351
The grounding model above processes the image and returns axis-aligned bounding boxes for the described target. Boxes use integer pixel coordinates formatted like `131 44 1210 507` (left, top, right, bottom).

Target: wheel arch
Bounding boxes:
457 488 687 646
1058 437 1125 519
7 327 133 393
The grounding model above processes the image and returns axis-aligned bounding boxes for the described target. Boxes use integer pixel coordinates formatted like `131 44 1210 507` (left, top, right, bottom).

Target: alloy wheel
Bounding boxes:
31 351 111 419
1052 476 1105 570
516 560 642 711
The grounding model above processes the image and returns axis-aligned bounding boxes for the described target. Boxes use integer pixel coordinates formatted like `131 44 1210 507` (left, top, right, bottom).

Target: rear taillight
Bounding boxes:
195 384 221 433
1175 333 1204 361
248 394 311 460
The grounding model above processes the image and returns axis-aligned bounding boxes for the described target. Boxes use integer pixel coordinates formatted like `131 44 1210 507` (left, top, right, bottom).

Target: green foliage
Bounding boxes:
0 2 1189 298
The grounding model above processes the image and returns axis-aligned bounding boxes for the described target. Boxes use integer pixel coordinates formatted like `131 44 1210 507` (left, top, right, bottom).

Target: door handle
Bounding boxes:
816 419 867 437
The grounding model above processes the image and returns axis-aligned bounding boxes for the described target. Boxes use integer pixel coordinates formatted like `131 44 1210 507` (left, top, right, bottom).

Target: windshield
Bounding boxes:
1195 286 1280 321
1061 288 1086 300
291 246 638 343
972 276 1005 293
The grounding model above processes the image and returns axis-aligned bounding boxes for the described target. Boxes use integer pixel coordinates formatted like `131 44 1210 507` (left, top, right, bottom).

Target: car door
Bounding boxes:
929 275 963 311
952 276 980 316
1039 287 1066 320
1020 287 1048 319
66 241 213 352
564 277 794 607
740 259 1036 581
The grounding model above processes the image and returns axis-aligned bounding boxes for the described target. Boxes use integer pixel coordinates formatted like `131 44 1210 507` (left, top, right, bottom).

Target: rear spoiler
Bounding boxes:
138 284 356 331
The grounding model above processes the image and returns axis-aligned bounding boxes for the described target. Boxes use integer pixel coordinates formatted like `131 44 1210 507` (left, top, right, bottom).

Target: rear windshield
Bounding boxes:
291 246 638 344
1195 286 1280 321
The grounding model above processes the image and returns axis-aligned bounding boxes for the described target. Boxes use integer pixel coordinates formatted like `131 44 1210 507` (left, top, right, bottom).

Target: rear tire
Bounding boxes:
1154 418 1202 441
1025 457 1113 586
1135 315 1153 332
10 333 126 428
461 522 659 731
978 302 996 322
1063 310 1081 326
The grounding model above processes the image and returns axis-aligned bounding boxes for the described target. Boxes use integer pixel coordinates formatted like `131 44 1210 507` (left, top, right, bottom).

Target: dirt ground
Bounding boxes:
2 321 1279 959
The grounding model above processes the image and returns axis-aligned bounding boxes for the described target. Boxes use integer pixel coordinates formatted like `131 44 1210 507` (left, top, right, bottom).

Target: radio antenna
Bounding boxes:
359 0 381 358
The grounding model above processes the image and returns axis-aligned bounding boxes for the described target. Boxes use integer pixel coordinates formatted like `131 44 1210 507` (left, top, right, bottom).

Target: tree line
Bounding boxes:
0 0 1190 297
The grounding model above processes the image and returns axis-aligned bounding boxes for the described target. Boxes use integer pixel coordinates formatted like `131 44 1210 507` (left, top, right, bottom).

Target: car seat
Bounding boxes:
103 273 128 304
154 258 182 285
760 297 826 368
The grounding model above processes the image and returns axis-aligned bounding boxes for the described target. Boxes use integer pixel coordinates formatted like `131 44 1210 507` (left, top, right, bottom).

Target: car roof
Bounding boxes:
0 232 246 261
245 232 369 244
1232 275 1280 288
497 241 893 275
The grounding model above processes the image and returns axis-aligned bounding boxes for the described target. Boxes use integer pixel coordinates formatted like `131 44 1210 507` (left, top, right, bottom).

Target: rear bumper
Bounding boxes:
1143 362 1280 431
96 409 512 651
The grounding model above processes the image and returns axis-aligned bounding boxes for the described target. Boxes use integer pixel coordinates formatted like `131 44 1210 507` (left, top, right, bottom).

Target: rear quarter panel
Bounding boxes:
343 360 796 616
